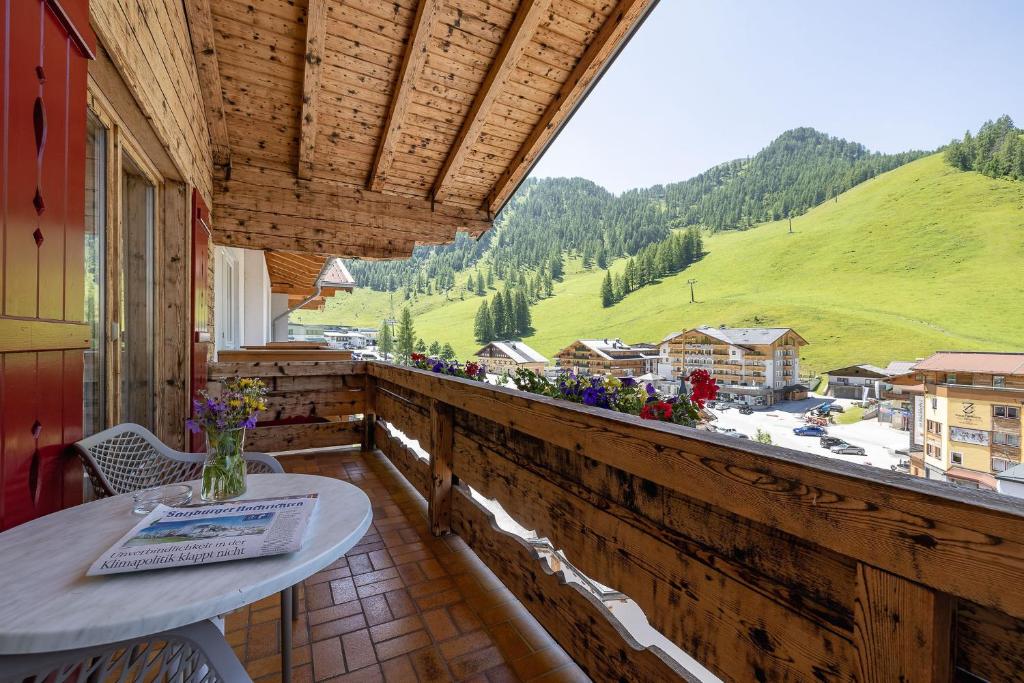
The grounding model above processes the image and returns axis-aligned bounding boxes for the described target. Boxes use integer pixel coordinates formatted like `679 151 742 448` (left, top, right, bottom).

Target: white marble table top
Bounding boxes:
0 474 372 654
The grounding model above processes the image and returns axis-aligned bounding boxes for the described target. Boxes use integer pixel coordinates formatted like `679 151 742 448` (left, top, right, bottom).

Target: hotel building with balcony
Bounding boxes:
913 352 1024 490
662 326 807 406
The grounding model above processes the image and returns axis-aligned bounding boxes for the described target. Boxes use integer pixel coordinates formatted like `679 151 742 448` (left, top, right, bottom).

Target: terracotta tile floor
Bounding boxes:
225 449 588 683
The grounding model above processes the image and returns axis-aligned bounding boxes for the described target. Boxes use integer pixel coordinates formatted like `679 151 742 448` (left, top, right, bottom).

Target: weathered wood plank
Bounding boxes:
489 0 658 213
956 600 1024 682
183 0 231 170
375 421 430 498
428 399 454 536
369 0 442 191
208 360 367 379
368 363 1024 619
432 0 553 202
260 390 365 420
247 420 363 452
451 486 695 683
297 0 329 178
452 424 856 681
852 563 954 682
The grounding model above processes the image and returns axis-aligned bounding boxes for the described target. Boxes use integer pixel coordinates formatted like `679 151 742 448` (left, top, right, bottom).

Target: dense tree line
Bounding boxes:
346 127 927 319
473 286 532 343
945 115 1024 180
662 128 926 231
601 228 703 306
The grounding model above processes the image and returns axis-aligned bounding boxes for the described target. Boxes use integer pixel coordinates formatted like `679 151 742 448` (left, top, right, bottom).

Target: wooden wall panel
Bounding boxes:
156 181 190 449
89 0 213 204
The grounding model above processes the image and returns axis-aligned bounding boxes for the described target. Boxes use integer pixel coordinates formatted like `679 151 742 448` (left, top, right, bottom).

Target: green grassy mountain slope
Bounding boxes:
298 153 1024 372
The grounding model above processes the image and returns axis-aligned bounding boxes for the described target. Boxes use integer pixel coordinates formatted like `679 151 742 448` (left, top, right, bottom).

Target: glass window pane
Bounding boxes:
84 113 106 436
120 155 155 428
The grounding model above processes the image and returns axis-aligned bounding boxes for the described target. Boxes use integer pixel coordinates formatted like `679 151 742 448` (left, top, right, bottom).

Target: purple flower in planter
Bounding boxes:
621 377 637 388
432 361 445 373
645 383 656 397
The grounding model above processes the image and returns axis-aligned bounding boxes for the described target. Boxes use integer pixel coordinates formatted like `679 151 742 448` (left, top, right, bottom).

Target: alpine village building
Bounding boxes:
661 326 807 406
913 352 1024 491
475 341 548 374
555 339 659 378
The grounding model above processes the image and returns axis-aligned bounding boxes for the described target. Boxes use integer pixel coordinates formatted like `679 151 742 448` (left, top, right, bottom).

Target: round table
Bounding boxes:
0 473 372 658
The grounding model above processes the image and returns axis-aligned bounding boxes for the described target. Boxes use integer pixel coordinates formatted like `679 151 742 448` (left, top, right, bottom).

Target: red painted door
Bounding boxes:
189 190 212 451
0 0 94 530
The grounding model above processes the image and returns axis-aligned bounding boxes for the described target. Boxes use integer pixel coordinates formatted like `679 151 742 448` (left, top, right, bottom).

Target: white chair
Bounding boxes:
73 424 297 682
73 423 281 497
0 619 251 682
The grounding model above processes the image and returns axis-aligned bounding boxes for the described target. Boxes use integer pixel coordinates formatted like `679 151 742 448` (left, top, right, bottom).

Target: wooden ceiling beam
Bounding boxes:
297 0 329 179
183 0 231 170
213 229 416 261
432 0 553 204
487 0 657 214
368 0 442 191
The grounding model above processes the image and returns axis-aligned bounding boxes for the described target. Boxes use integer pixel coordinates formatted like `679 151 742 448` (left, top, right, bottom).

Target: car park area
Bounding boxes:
707 396 907 469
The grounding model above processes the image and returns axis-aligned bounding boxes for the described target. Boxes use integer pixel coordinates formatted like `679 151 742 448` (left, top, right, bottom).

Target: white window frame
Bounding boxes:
951 451 963 465
216 248 241 350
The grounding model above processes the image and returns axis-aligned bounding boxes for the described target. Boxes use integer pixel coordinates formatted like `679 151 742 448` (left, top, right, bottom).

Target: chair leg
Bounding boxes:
292 583 300 620
280 587 293 683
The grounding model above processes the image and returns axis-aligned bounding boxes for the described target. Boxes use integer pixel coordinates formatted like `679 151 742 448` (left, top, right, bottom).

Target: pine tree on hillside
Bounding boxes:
596 245 608 269
441 343 457 361
475 271 485 295
396 308 415 364
486 267 494 288
415 338 427 353
612 272 624 302
429 341 441 356
514 290 531 335
378 320 394 360
600 271 614 307
474 300 494 344
490 295 506 339
550 252 564 280
543 272 554 297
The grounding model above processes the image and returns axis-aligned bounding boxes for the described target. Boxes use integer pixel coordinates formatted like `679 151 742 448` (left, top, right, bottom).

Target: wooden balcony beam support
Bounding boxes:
432 0 553 204
368 0 442 192
853 563 954 681
183 0 231 170
488 0 656 214
428 399 455 536
297 0 329 179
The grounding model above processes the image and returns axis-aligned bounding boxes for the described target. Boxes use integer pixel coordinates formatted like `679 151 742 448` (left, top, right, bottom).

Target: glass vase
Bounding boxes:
201 428 247 501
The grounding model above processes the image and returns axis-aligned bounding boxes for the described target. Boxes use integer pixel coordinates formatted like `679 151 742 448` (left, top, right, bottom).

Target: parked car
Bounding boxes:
739 405 754 415
891 458 911 473
820 436 847 449
830 444 866 456
829 404 845 413
793 425 827 437
705 400 717 409
718 428 750 439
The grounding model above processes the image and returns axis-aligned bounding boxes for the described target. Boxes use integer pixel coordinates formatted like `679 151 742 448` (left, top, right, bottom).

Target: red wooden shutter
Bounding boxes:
0 0 94 530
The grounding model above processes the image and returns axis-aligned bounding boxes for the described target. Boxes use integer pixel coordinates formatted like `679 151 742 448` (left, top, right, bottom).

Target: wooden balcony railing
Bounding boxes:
209 360 1024 682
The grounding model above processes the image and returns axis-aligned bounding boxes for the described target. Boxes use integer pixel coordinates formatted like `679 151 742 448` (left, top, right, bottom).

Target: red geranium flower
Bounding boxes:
687 369 718 408
640 400 673 421
464 362 481 377
411 353 426 362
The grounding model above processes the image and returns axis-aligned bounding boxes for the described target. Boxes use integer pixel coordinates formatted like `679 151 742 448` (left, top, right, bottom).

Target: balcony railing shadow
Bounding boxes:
209 359 1024 682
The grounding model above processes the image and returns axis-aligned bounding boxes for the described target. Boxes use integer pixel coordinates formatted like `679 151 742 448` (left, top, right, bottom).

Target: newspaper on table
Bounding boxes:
87 494 319 576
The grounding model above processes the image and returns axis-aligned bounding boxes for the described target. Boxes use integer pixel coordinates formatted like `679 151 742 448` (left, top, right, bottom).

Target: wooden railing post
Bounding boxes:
362 375 377 451
428 398 454 536
853 562 955 682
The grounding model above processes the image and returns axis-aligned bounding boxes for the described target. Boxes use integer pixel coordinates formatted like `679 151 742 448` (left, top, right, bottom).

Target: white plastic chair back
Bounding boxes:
75 423 281 497
0 620 251 683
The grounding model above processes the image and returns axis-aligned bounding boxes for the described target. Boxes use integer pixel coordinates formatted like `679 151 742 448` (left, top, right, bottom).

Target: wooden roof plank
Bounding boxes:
489 0 656 213
369 0 443 191
184 0 231 169
432 18 553 201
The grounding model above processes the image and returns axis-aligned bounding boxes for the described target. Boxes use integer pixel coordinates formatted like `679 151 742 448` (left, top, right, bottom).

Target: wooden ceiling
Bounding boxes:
185 0 656 259
265 251 355 309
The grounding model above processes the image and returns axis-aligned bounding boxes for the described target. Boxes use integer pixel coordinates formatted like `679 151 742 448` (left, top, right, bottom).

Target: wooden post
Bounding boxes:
362 376 377 451
428 399 454 536
853 562 955 682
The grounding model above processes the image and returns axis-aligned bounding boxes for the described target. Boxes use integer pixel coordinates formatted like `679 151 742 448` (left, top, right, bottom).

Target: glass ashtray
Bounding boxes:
132 484 193 515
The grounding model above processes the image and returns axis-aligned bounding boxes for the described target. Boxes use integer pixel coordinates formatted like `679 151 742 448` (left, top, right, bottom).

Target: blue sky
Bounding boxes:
530 0 1024 194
